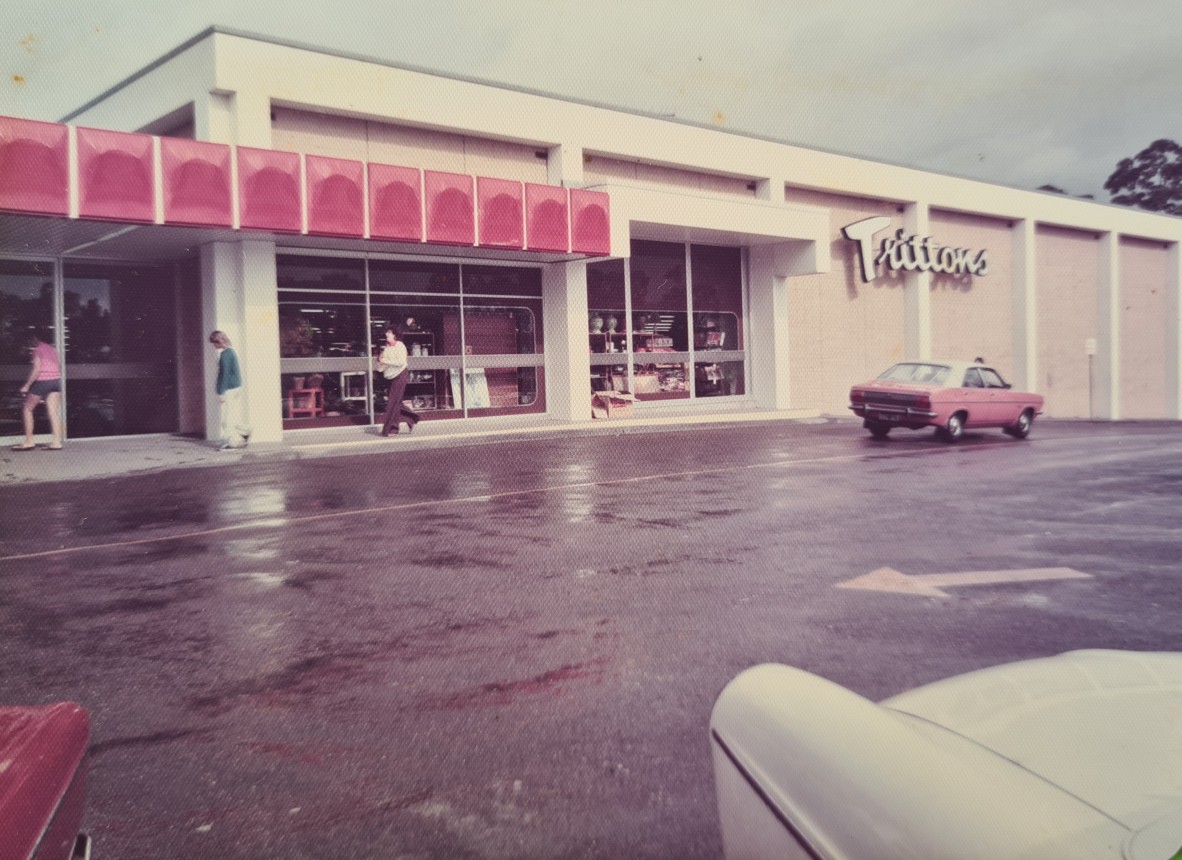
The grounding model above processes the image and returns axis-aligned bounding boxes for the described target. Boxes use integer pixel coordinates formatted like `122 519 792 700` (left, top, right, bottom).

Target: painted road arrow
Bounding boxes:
837 566 1091 598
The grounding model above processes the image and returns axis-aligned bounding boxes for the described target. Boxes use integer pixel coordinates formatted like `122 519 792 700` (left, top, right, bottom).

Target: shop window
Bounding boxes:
370 260 460 296
277 255 365 292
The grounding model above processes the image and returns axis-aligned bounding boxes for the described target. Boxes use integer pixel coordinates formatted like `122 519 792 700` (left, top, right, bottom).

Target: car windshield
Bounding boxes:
877 363 951 385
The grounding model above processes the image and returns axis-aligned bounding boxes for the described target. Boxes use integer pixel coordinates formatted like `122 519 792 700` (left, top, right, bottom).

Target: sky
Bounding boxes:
2 0 1179 202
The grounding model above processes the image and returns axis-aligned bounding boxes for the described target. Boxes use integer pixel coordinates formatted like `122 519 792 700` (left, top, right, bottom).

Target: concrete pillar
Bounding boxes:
548 143 584 186
1011 219 1038 391
1096 232 1120 419
1166 242 1182 419
903 203 931 359
748 245 792 410
201 240 282 443
542 260 591 422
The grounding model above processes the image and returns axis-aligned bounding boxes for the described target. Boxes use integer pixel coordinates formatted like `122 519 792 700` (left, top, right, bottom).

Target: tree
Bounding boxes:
1103 139 1182 215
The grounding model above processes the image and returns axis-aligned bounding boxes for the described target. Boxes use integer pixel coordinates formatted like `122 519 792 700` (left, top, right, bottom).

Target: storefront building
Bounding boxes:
2 27 1180 444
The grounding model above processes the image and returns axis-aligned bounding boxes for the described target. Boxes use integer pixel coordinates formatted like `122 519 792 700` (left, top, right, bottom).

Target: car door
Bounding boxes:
959 367 993 425
979 367 1015 425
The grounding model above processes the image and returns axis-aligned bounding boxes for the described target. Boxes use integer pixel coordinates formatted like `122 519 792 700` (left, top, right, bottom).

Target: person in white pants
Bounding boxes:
208 330 251 450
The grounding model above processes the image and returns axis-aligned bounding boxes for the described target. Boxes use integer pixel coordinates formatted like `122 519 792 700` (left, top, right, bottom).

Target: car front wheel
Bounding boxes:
939 412 965 443
1005 409 1033 439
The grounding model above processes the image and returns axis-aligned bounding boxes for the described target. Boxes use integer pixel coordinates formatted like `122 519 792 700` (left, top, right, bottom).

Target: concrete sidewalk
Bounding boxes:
1 407 826 484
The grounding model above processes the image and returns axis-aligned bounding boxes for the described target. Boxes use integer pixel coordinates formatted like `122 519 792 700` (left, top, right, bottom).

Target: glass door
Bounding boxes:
0 259 56 438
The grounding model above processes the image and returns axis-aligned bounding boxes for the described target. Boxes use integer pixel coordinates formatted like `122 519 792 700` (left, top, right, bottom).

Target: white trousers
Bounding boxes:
220 386 251 446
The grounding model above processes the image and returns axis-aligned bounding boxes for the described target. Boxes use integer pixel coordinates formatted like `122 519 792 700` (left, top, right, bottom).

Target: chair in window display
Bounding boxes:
288 373 325 418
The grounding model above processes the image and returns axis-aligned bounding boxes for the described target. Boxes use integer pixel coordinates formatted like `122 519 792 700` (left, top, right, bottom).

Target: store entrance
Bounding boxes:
62 262 179 438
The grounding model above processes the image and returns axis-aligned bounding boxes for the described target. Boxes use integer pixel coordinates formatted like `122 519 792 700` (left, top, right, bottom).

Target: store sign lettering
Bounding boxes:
842 216 989 283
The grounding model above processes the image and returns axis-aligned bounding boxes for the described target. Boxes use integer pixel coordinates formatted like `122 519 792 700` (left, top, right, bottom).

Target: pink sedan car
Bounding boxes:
849 360 1044 442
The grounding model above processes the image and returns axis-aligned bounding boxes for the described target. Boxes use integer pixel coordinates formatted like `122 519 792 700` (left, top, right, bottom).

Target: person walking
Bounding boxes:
377 326 420 436
208 330 251 450
12 329 64 451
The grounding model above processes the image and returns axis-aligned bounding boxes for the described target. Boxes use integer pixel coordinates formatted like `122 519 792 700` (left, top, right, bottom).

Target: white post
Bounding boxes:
543 260 591 422
201 240 282 443
903 202 931 359
1167 242 1182 419
1096 232 1120 419
748 245 792 410
1011 219 1038 391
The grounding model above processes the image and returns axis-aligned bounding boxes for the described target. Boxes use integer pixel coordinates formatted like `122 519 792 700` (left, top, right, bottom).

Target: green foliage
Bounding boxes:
1103 139 1182 215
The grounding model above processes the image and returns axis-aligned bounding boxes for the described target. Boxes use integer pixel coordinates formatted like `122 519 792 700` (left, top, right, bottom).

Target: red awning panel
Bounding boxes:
368 163 423 241
424 170 475 246
161 137 232 227
526 183 569 252
477 177 524 249
0 115 608 256
0 116 69 216
77 126 155 222
238 146 302 233
570 188 610 256
307 154 364 237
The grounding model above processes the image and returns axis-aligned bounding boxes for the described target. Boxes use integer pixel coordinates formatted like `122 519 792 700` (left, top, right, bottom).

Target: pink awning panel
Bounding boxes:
77 126 155 222
369 164 422 241
307 155 364 237
0 117 69 216
525 183 569 252
477 177 524 249
161 138 232 227
424 170 475 246
238 146 301 233
570 188 611 256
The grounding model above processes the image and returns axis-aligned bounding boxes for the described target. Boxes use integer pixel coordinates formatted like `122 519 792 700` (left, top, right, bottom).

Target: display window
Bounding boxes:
587 241 746 403
277 254 545 428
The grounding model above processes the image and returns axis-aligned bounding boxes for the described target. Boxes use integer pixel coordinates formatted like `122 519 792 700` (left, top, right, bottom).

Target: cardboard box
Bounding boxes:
592 391 635 419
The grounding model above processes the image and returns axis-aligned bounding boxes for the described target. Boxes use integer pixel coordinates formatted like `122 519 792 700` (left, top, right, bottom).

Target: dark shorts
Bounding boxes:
28 379 62 398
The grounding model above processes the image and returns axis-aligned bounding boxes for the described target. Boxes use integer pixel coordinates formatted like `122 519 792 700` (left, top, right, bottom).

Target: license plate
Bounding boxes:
874 412 900 422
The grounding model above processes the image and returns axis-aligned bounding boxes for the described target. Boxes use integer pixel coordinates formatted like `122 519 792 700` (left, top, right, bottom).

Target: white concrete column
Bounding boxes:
542 259 591 422
201 240 282 443
748 245 792 410
1011 219 1038 391
193 89 271 147
903 202 931 359
548 143 584 186
1167 242 1182 419
1096 232 1120 419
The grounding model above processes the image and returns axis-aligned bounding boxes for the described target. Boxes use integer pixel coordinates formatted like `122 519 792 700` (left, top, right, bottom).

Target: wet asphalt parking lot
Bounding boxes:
2 418 1181 858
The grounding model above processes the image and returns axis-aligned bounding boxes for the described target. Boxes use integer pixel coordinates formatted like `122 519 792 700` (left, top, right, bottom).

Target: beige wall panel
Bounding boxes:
462 138 548 183
365 123 465 172
928 210 1014 371
1035 225 1100 418
1118 237 1169 419
785 188 906 414
583 156 638 184
270 107 368 158
698 173 756 197
584 156 751 198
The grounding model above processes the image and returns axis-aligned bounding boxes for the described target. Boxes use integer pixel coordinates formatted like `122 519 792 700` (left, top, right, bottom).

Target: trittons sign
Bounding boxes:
842 216 989 283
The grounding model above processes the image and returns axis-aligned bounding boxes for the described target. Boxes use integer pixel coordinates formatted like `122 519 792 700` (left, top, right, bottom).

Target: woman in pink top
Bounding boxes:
13 329 63 450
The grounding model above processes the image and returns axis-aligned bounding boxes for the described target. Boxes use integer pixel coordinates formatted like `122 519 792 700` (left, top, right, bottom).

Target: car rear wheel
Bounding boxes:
939 412 965 443
866 421 891 439
1005 409 1033 439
